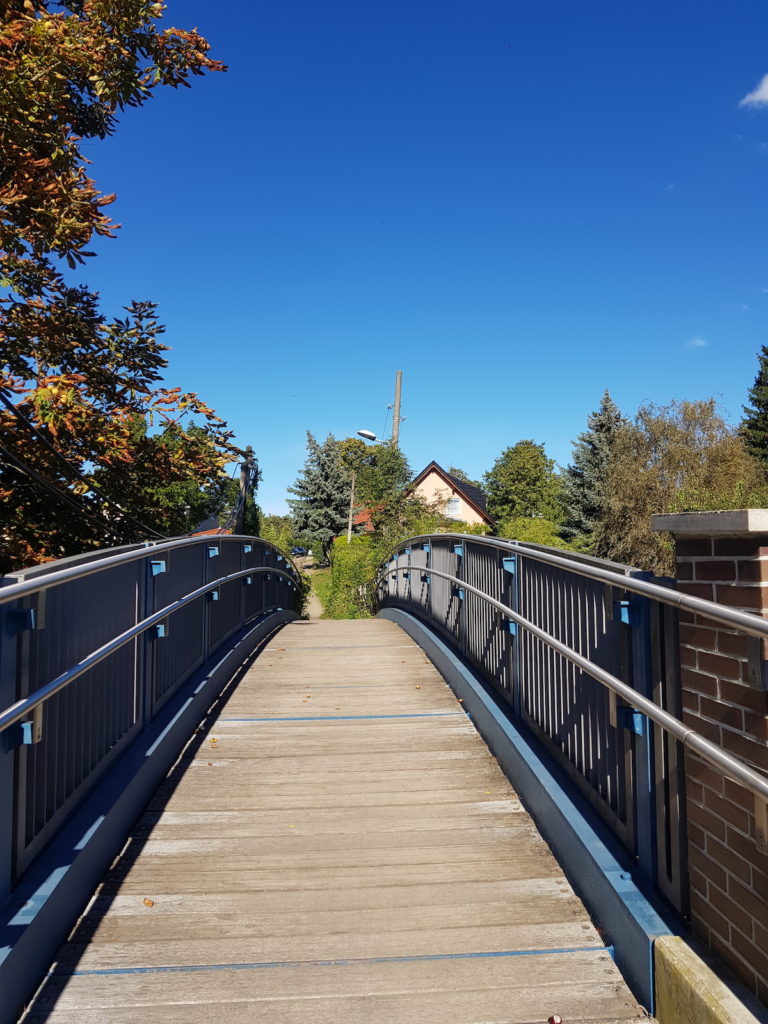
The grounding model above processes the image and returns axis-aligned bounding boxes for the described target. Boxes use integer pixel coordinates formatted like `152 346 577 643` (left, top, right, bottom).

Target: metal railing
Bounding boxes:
375 533 768 915
0 535 302 886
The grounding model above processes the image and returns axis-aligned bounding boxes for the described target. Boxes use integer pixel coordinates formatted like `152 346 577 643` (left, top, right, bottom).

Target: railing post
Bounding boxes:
626 582 657 885
0 592 19 902
503 552 522 716
453 543 466 657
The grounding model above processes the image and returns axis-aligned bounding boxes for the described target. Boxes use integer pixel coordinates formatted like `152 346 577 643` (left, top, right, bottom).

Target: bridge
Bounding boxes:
1 517 767 1023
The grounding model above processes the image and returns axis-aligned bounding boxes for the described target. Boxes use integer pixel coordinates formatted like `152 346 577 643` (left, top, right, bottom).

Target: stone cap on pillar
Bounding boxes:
651 509 768 537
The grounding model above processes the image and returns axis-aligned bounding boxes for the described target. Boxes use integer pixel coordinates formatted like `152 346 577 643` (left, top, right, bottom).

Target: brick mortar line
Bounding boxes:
686 714 767 752
703 906 768 974
695 865 761 907
688 779 757 813
690 838 755 877
679 556 768 563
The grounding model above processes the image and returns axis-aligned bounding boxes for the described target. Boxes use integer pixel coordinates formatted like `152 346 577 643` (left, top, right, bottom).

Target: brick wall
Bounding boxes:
673 532 768 1005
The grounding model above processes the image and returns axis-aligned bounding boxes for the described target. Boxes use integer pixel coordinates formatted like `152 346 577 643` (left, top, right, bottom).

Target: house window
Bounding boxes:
446 497 460 514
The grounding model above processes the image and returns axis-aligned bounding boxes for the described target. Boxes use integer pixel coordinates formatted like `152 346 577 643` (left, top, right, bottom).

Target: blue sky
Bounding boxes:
77 1 768 513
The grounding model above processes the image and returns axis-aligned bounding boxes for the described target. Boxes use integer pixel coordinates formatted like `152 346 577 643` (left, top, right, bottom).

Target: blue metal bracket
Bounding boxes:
6 608 36 634
243 544 252 554
208 590 219 603
404 547 411 556
614 599 634 626
150 559 166 577
452 587 465 601
207 545 219 558
421 573 431 584
452 544 464 557
503 617 518 636
422 543 430 553
402 571 410 579
502 555 517 576
152 623 167 639
619 705 646 736
244 576 253 585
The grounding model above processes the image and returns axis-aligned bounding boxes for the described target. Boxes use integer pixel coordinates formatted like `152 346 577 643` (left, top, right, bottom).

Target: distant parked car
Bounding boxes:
291 546 307 556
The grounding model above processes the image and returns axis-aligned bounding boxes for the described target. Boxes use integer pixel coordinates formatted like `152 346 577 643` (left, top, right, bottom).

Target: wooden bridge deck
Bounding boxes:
23 618 647 1024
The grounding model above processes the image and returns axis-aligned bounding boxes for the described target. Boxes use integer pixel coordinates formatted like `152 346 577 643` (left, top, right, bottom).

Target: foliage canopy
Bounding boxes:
0 1 236 572
483 439 561 523
598 399 768 574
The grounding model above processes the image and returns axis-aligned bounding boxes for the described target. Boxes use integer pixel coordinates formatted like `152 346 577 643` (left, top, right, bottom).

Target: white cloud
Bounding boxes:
739 74 768 108
664 183 675 191
686 337 708 349
740 303 751 311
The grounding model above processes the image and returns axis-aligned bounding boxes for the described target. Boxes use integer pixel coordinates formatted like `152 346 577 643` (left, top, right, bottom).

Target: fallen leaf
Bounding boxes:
143 898 154 908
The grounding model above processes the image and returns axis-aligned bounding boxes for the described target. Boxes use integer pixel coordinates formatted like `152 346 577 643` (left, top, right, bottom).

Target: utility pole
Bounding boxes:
346 470 356 543
392 370 402 446
236 446 255 535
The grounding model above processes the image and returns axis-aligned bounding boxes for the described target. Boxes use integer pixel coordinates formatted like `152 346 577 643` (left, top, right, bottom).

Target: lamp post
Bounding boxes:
346 470 356 544
350 372 403 541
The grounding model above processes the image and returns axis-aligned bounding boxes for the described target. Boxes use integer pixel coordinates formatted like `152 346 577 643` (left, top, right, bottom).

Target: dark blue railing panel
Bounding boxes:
0 535 302 887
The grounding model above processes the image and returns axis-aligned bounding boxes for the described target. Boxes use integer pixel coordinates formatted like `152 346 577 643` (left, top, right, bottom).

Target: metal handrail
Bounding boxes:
380 532 768 641
0 566 297 735
0 534 299 606
377 564 768 811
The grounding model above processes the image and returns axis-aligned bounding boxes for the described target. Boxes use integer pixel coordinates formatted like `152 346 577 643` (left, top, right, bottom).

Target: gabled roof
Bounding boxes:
409 461 494 525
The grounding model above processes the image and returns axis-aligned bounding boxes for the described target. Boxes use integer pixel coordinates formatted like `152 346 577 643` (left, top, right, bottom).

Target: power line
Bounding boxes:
0 442 124 543
0 388 166 539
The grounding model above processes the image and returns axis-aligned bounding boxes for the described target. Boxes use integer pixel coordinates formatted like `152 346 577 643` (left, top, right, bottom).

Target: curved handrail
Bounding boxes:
0 565 297 735
0 534 299 606
376 563 768 808
379 533 768 641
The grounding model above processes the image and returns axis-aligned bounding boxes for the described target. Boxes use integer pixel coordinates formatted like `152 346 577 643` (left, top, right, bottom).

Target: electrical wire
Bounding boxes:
0 442 124 543
0 388 166 539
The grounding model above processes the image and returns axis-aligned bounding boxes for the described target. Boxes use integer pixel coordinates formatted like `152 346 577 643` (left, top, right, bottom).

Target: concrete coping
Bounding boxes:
651 509 768 537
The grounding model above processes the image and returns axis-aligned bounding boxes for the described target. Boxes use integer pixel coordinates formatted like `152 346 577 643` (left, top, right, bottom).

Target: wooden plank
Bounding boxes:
23 618 647 1024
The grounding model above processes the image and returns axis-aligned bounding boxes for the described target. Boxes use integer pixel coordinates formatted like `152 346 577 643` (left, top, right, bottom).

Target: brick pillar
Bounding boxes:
652 510 768 1005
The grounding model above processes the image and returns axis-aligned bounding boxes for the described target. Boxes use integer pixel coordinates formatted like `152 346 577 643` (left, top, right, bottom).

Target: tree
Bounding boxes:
447 466 483 490
287 433 352 561
483 440 562 523
338 437 412 507
598 399 768 574
560 391 624 550
258 514 295 554
741 344 768 469
0 2 234 572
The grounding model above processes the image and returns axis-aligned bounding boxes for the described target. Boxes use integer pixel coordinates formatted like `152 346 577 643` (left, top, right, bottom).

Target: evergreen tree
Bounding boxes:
741 345 768 469
287 433 352 560
483 440 561 523
561 391 624 547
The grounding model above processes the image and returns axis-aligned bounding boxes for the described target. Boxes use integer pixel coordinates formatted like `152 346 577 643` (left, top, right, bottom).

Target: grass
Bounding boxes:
310 567 332 617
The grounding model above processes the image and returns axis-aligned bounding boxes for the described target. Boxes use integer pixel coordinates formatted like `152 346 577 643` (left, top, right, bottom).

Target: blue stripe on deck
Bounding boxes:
217 712 466 722
71 945 613 977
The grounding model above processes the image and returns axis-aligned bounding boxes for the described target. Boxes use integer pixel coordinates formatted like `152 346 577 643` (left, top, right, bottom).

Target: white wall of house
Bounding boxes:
413 471 487 526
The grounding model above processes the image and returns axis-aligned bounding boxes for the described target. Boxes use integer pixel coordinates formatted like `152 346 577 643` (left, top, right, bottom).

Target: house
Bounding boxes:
409 461 494 528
